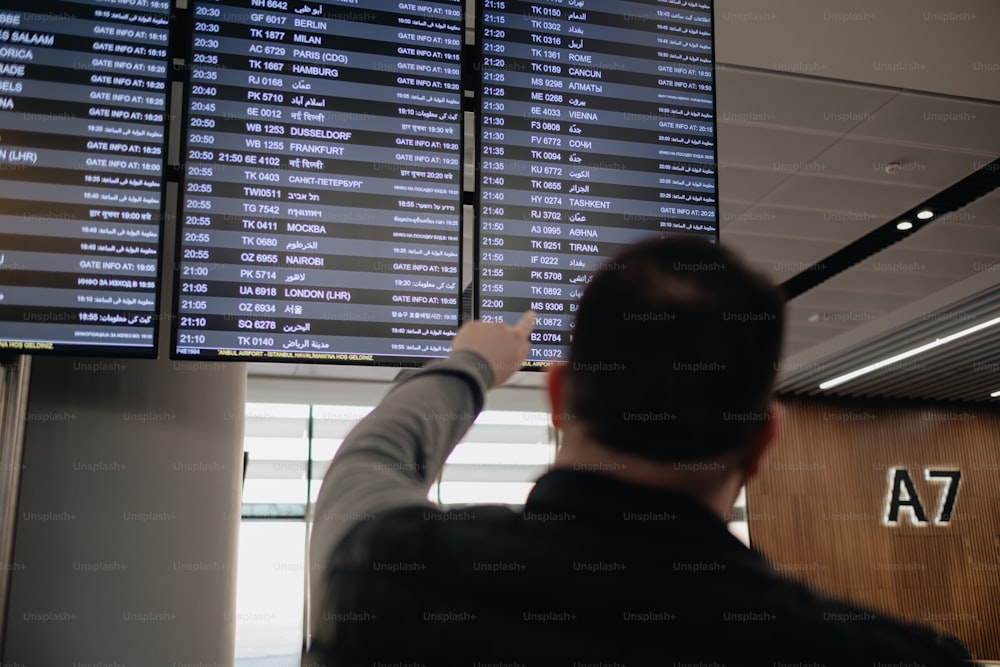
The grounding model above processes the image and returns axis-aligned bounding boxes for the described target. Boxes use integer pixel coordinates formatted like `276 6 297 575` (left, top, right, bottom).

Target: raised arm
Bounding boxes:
307 312 534 628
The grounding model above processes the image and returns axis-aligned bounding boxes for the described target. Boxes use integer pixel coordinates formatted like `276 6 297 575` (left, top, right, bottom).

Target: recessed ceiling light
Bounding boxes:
896 221 913 231
916 209 934 220
807 313 820 323
991 390 1000 398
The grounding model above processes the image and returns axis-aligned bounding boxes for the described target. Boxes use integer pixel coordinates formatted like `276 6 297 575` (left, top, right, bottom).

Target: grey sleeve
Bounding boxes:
307 349 494 610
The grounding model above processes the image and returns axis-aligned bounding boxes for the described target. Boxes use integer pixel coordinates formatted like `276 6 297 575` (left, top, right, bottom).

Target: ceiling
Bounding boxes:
251 0 1000 404
713 0 1000 402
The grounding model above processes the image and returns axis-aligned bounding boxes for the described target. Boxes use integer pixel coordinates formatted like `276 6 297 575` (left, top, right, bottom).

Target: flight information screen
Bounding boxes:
173 0 464 364
476 0 717 367
0 0 170 356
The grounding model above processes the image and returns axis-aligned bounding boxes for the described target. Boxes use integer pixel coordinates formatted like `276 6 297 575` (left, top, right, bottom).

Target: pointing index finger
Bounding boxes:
513 310 536 337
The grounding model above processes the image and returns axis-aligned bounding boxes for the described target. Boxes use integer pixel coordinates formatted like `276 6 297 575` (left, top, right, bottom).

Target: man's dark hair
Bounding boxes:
564 236 785 463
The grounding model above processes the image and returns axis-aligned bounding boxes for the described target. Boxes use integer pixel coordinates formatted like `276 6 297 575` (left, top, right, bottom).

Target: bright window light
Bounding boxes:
310 438 344 461
446 442 555 466
819 316 1000 390
242 479 308 505
312 404 374 421
475 410 553 427
234 522 305 661
243 437 307 459
434 481 536 505
245 402 310 420
728 521 750 547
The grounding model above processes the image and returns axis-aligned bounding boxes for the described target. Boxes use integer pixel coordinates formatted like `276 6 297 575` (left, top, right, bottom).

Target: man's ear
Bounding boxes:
743 406 777 479
546 364 566 429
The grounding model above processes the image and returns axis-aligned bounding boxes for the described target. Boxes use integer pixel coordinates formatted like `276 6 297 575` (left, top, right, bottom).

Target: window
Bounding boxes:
434 409 556 506
233 521 306 666
242 403 309 518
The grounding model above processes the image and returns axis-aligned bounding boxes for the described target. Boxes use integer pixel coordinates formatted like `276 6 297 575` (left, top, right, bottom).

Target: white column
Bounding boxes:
3 356 246 667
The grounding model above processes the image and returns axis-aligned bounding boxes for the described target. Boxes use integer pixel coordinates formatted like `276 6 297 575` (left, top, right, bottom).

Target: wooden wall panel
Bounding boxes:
747 398 1000 660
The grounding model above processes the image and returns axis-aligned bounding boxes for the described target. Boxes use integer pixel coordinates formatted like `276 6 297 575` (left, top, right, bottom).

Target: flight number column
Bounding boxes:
479 0 571 365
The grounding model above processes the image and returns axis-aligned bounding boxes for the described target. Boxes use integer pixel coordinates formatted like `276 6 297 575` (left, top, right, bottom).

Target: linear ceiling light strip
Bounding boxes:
818 315 1000 389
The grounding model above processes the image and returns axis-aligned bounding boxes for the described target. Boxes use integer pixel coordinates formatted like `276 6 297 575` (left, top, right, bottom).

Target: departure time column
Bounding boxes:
479 0 573 366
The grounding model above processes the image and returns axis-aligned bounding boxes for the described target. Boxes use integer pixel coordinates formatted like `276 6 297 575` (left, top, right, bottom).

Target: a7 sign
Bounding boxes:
884 468 962 526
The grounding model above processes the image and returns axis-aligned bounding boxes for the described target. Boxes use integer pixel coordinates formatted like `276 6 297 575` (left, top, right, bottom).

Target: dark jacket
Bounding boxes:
305 353 973 666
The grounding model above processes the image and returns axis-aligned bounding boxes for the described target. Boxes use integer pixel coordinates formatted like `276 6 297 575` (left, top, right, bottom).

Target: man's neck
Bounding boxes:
551 424 745 521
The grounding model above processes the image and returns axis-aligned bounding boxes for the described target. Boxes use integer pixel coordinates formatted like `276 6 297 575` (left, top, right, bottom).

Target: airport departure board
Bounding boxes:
0 0 170 355
476 0 718 367
173 0 464 364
